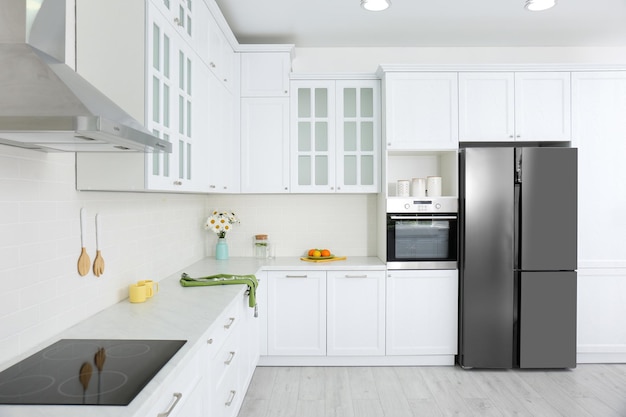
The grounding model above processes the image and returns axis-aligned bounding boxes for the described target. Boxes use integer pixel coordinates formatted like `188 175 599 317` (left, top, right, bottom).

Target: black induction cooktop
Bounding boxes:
0 339 186 406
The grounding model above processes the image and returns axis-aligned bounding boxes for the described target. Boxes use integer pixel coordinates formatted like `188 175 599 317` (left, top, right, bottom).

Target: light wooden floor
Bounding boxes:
237 364 626 417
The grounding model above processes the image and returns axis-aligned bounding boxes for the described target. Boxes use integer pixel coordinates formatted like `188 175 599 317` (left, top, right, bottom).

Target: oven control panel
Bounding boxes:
387 197 458 214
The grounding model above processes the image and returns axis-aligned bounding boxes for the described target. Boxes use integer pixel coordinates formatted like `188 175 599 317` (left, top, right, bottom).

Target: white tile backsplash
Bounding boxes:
0 144 378 365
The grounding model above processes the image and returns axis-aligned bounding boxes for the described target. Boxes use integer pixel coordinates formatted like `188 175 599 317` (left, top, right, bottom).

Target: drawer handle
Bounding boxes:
225 390 236 407
157 392 182 417
224 351 236 365
345 274 368 278
285 275 307 278
224 317 235 329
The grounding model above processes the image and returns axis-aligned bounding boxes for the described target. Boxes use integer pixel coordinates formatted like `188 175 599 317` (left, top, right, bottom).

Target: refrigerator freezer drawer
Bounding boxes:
519 271 577 368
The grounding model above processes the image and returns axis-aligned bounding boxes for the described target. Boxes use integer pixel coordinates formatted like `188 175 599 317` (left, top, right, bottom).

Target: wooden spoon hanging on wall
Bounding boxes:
77 208 91 276
93 214 105 277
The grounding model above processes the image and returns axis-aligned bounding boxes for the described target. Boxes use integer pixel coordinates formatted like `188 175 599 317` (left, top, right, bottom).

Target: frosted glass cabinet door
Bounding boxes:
335 80 380 193
146 8 178 190
291 81 336 193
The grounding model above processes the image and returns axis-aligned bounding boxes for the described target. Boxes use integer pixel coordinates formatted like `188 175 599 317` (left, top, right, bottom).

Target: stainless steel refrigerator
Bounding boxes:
458 147 577 369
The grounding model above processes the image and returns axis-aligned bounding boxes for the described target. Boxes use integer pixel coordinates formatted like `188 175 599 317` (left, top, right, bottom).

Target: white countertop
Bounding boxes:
0 256 384 417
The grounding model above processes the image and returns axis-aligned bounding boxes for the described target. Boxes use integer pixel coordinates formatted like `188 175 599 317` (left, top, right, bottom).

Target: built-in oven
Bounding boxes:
386 197 458 269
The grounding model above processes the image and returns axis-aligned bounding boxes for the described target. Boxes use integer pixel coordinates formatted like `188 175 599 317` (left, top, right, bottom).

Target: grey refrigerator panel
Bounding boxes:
459 148 515 368
518 148 578 271
519 271 577 368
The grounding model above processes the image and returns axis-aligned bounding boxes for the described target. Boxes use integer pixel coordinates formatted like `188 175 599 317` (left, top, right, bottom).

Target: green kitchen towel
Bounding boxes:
179 273 258 309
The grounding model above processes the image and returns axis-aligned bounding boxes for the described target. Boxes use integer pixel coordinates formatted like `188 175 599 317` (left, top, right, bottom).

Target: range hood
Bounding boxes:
0 0 171 153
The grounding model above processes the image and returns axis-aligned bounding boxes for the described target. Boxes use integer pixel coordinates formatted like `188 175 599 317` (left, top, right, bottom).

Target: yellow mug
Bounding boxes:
137 280 159 298
129 283 153 303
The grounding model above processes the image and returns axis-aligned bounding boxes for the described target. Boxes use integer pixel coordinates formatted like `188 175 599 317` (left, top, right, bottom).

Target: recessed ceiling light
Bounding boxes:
361 0 391 12
525 0 556 11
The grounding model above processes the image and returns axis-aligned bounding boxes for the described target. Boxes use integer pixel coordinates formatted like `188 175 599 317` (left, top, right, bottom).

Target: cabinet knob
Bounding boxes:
210 62 216 68
173 17 183 27
207 338 214 344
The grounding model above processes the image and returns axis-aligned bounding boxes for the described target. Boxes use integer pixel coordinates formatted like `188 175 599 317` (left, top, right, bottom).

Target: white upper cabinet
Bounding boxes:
208 22 235 90
240 98 290 193
290 79 381 193
459 71 571 142
240 50 292 193
75 0 210 193
384 72 459 151
241 52 291 97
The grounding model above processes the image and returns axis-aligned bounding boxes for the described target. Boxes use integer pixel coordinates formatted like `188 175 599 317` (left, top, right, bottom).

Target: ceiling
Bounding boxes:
213 0 626 48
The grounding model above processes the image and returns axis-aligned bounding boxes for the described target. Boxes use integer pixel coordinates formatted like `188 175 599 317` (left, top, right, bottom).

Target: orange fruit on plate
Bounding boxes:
321 249 331 257
308 249 316 256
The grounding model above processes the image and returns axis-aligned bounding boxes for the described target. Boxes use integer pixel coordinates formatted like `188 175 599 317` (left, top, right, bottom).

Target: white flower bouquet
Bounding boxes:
205 210 240 238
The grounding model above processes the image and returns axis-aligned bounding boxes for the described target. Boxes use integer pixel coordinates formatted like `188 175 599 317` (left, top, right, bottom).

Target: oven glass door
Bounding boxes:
387 213 458 267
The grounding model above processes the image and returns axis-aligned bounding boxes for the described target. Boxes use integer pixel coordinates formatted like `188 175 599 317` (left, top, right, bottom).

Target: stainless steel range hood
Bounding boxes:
0 0 171 153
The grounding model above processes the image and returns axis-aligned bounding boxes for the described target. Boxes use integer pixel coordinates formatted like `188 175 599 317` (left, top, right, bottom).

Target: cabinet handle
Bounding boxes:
207 338 214 344
224 317 235 329
285 274 308 278
509 135 514 139
224 78 228 82
224 351 236 365
209 184 216 189
344 274 368 278
157 392 182 417
173 17 183 27
173 181 182 186
225 390 236 407
210 62 216 68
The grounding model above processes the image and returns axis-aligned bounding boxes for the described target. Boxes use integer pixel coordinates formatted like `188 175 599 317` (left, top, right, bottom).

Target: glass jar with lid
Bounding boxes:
253 234 270 259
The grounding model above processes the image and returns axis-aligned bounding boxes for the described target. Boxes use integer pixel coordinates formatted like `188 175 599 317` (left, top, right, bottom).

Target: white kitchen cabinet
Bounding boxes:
384 72 458 150
572 71 626 363
290 79 381 193
239 49 292 193
208 21 235 91
240 51 291 97
267 270 327 356
75 0 211 192
458 71 571 142
327 270 385 356
145 348 203 417
207 72 240 193
240 98 290 193
204 288 258 417
386 270 458 357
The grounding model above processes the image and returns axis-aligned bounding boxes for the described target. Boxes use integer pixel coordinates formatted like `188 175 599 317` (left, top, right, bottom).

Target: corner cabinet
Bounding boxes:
75 0 234 193
290 79 381 193
240 48 293 193
458 71 571 142
383 72 459 150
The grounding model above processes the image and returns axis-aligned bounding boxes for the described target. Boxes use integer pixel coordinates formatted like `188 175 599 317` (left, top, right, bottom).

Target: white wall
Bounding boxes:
203 194 377 258
291 46 626 73
0 145 208 364
0 144 377 365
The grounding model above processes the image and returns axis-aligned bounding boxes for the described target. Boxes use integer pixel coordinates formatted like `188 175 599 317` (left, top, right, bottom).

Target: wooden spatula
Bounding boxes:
93 214 105 277
77 208 90 276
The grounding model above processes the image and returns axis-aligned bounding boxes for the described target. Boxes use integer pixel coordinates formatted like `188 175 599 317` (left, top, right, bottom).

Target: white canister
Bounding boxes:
411 178 426 197
427 176 442 197
397 180 410 197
